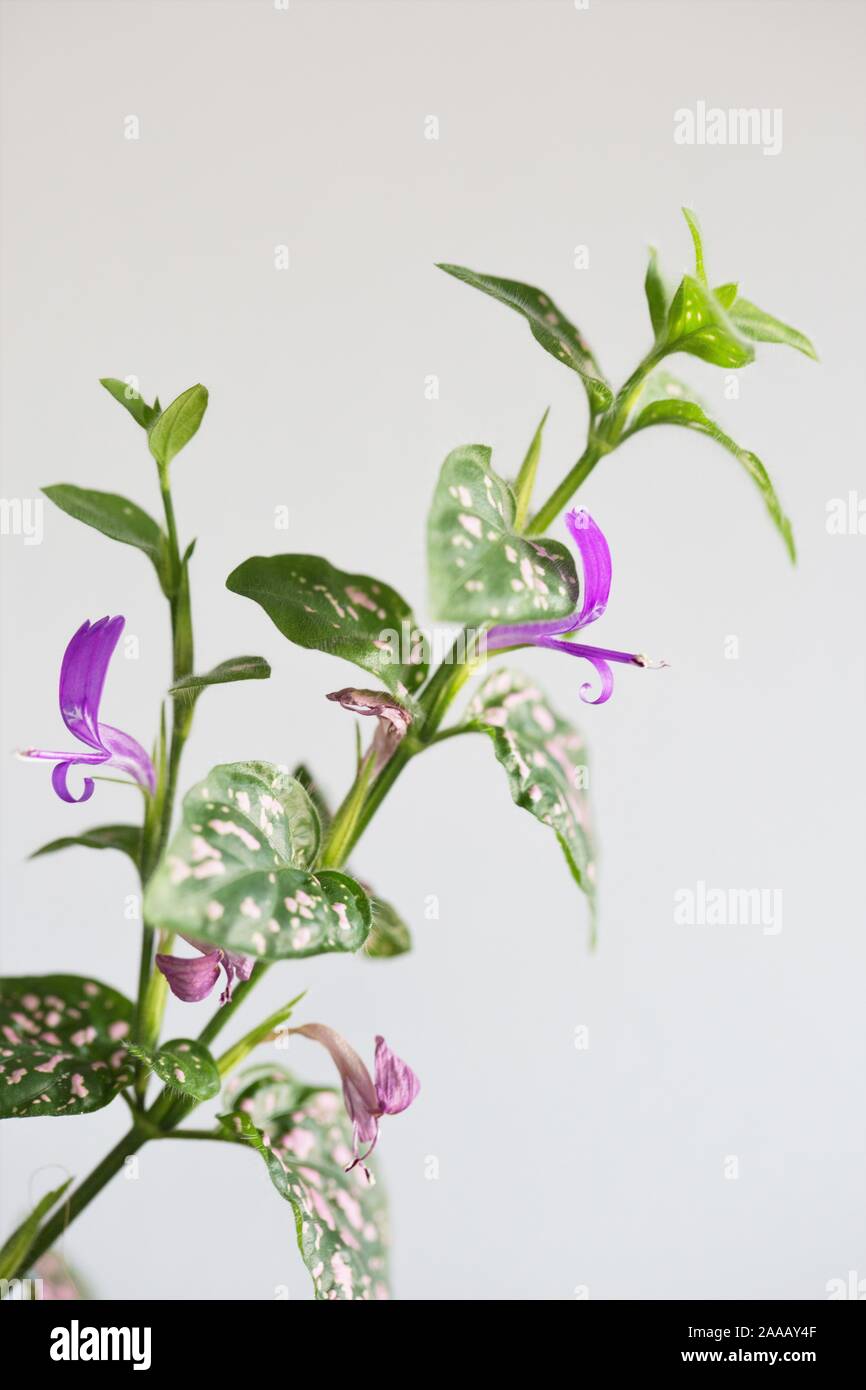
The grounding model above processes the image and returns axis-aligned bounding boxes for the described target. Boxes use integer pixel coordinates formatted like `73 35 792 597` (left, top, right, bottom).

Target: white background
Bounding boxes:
1 0 863 1300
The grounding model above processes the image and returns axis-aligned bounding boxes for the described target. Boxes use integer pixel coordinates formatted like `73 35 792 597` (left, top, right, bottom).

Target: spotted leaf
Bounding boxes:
221 1067 390 1301
623 372 795 562
468 669 597 938
0 975 134 1118
144 761 371 959
437 264 612 412
227 555 427 700
126 1037 219 1101
428 444 579 625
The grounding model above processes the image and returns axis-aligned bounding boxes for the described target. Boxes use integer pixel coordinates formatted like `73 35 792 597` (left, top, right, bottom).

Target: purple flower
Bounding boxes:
156 937 254 1005
486 510 667 705
326 688 412 771
22 616 156 802
290 1023 419 1175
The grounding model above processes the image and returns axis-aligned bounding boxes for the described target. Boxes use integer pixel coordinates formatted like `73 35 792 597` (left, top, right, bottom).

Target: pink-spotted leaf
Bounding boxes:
143 761 371 960
468 669 597 941
221 1066 390 1301
0 975 134 1118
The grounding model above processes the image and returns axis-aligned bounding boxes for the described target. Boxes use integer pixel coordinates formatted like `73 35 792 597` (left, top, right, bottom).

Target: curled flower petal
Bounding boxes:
156 949 222 1002
50 761 98 803
374 1034 420 1115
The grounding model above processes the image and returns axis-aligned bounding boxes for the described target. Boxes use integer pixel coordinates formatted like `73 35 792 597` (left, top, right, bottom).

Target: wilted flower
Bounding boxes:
290 1023 419 1175
485 510 667 704
22 616 155 803
156 936 253 1005
326 688 412 771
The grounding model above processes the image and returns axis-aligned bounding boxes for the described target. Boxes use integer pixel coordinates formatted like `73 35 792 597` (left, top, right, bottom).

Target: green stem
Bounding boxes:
527 346 664 536
526 442 603 535
319 750 376 870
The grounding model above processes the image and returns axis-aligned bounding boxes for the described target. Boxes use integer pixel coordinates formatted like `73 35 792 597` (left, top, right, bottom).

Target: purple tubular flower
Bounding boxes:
290 1023 420 1176
486 510 667 705
21 616 156 802
156 937 254 1005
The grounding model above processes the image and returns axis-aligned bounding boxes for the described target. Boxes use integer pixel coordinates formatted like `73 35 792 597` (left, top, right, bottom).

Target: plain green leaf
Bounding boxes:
42 484 169 592
428 444 578 625
169 655 271 697
713 282 739 310
148 384 208 468
0 975 134 1117
728 296 817 359
227 554 427 699
437 263 613 412
512 408 549 532
144 761 372 959
681 206 707 283
645 246 671 339
0 1179 73 1282
468 669 597 937
126 1037 219 1101
624 372 795 561
29 824 142 869
221 1067 391 1300
99 377 158 429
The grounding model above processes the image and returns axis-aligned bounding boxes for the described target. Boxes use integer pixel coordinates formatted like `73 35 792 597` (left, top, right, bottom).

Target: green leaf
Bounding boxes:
437 263 613 412
428 444 578 625
289 766 410 960
681 206 707 283
0 1179 73 1282
42 484 169 592
366 897 412 958
144 761 372 959
713 282 739 310
99 377 158 429
645 247 671 338
468 669 597 935
29 824 142 867
662 275 755 368
512 408 548 532
148 384 208 468
169 655 271 698
221 1067 391 1300
126 1037 219 1101
0 975 134 1117
226 554 427 700
727 296 818 359
292 765 332 833
624 371 795 561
